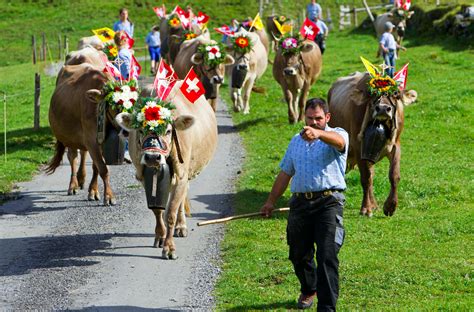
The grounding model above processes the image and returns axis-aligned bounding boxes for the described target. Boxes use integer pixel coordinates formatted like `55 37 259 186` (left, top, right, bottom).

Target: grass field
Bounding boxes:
0 1 473 310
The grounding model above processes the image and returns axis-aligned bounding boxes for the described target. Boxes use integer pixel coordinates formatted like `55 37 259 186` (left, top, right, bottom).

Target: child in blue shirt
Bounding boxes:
113 8 134 38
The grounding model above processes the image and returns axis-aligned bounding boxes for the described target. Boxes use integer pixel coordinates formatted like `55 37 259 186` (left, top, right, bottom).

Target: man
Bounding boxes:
306 0 323 22
379 21 405 77
261 98 348 311
314 17 329 54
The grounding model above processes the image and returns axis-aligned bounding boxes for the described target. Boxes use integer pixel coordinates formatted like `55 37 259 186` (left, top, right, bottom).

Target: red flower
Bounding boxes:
145 106 161 121
210 47 219 54
117 99 124 105
235 37 249 48
130 98 136 103
130 87 136 92
114 86 121 91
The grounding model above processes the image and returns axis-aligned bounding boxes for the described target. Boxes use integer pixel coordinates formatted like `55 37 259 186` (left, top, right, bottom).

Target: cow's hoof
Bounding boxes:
162 249 178 260
104 197 116 206
243 110 250 115
153 238 164 248
174 228 188 237
88 191 100 201
360 208 373 217
68 188 77 195
233 106 240 112
383 200 397 217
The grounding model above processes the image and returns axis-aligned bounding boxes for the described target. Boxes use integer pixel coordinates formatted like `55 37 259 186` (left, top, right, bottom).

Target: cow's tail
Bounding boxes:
252 86 266 94
184 195 191 217
45 141 66 175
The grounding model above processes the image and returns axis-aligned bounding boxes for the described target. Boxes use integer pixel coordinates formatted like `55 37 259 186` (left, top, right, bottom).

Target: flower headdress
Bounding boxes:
279 35 303 55
129 97 176 136
197 43 226 67
276 15 289 25
103 80 140 113
367 76 398 97
232 35 253 54
183 29 198 41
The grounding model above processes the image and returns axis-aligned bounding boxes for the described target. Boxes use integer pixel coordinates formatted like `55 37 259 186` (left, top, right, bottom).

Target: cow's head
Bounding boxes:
388 9 414 38
115 107 194 168
277 37 315 87
191 43 235 99
226 30 258 88
371 93 401 121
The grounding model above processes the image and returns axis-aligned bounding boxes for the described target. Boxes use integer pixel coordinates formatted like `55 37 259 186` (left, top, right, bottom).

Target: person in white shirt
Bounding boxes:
314 17 329 54
379 21 405 77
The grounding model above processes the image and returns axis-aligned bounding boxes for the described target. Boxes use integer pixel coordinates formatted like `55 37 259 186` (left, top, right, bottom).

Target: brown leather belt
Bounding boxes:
294 189 342 200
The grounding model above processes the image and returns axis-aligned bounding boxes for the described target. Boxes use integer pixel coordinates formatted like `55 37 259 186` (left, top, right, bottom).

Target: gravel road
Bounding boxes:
0 99 243 311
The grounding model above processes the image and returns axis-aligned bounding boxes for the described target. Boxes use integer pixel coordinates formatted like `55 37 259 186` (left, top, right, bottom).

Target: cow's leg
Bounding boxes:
208 97 217 112
151 208 166 248
87 146 115 205
298 83 311 122
230 88 242 112
162 181 187 260
175 187 190 237
77 150 87 189
66 148 80 195
88 163 100 201
384 144 400 216
358 159 377 217
242 77 255 115
284 89 296 124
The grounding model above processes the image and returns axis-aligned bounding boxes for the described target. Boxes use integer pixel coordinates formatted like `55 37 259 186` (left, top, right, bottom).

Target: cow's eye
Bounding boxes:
166 129 172 135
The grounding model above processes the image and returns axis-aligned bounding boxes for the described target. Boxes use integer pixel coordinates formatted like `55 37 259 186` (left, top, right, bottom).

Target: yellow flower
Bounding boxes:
158 119 165 124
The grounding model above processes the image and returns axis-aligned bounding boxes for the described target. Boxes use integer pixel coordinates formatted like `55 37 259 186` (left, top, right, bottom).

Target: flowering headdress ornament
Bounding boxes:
183 29 198 41
103 42 118 61
279 35 303 55
197 43 226 67
232 35 253 54
129 97 176 136
103 80 140 113
360 56 399 97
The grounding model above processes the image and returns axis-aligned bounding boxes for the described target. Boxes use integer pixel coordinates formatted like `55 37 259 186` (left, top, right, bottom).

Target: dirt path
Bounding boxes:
0 99 243 310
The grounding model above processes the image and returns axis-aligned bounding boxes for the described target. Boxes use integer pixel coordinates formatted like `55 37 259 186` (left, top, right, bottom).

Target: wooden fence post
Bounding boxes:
64 35 69 58
34 73 41 131
32 35 37 65
2 92 6 162
353 7 358 26
42 32 46 62
58 34 62 60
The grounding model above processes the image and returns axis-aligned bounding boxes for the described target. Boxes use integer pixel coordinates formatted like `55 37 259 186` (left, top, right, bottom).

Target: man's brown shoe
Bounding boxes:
297 292 317 309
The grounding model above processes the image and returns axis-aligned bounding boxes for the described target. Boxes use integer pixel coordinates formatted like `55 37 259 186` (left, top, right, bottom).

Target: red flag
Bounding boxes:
174 5 190 28
120 31 134 49
154 59 178 101
393 63 409 91
214 25 234 36
300 18 320 41
396 0 411 10
129 54 141 81
180 68 204 104
103 61 123 80
153 6 165 18
196 11 210 25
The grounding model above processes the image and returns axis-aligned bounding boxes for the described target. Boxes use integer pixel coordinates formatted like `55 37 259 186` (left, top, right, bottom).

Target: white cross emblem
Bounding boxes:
150 138 159 146
185 77 200 93
304 25 314 36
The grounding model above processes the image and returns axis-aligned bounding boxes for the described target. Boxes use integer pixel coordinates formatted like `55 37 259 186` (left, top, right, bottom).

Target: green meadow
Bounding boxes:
0 0 472 310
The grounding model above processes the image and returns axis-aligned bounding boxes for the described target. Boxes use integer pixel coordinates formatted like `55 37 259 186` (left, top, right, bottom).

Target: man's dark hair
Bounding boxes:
305 98 329 114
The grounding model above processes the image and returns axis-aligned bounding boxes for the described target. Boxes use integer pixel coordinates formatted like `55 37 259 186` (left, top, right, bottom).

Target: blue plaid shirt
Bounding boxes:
280 125 349 193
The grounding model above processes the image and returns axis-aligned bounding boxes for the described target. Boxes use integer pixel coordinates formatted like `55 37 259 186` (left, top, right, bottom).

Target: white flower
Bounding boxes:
206 46 211 51
208 53 215 60
129 91 138 100
112 92 122 103
121 85 131 93
147 120 159 129
146 100 157 107
136 112 145 122
216 52 221 58
160 107 172 119
123 100 133 110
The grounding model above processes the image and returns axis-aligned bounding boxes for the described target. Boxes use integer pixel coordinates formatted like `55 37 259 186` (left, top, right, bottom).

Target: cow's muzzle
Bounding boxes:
284 67 297 76
202 75 218 99
374 104 394 120
141 135 170 167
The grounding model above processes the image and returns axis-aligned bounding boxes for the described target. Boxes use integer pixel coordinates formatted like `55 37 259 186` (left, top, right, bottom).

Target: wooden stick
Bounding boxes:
197 207 290 226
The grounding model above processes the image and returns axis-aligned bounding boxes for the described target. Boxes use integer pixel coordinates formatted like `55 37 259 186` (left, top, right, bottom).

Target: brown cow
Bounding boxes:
273 39 322 124
173 35 234 111
226 29 268 114
115 81 217 259
46 63 117 205
77 35 104 51
328 71 417 217
375 8 414 56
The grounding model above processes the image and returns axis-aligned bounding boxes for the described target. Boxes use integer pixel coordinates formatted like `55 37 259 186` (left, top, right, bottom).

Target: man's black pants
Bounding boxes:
287 192 345 311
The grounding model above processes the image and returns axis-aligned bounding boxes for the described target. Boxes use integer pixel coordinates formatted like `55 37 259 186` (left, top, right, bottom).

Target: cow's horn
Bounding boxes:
271 32 282 42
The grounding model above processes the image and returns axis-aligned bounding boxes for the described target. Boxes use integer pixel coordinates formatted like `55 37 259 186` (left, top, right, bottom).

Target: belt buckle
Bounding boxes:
304 192 313 200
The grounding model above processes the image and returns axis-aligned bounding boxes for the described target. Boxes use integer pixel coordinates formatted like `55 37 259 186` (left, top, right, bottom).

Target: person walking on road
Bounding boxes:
260 98 348 310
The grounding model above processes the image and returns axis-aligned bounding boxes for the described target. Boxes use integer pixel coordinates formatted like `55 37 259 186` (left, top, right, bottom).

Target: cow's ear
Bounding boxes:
174 115 195 131
191 53 204 65
115 112 135 131
301 43 314 53
85 89 102 103
223 54 235 65
402 89 417 106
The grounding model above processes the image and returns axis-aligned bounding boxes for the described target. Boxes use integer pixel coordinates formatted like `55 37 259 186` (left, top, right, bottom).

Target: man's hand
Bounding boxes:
260 202 275 218
301 126 320 142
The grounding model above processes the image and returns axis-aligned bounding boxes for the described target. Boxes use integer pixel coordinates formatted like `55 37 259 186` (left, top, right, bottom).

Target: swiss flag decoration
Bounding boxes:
300 18 320 41
100 53 123 80
121 31 135 49
393 63 409 91
214 25 235 36
129 55 142 81
153 6 165 18
180 67 205 104
396 0 411 10
174 5 190 29
154 59 178 101
196 11 210 26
